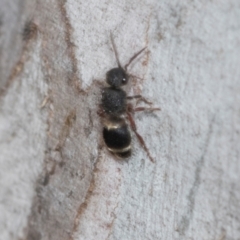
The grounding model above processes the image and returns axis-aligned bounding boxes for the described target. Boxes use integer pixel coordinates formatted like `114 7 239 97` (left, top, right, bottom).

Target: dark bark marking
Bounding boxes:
55 109 76 152
0 20 38 98
58 1 82 93
106 201 120 240
22 20 38 41
42 109 77 186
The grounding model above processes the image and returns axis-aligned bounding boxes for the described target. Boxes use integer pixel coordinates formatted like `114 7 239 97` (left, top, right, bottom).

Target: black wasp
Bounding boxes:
99 34 160 162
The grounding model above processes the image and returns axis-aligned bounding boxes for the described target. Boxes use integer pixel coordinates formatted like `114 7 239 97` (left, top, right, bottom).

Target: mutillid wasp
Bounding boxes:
99 34 160 162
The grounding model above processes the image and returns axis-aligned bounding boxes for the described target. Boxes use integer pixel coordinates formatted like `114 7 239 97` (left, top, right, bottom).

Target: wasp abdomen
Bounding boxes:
103 117 131 158
103 125 131 150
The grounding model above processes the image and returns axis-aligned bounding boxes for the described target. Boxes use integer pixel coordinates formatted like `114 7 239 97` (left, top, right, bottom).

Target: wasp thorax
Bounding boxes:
106 68 129 88
101 87 127 115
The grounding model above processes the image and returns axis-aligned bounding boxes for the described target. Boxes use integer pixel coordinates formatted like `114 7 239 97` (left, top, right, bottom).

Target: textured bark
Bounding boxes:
0 0 240 240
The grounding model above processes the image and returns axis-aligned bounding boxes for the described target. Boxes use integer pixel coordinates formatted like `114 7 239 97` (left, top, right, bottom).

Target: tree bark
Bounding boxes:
0 0 240 240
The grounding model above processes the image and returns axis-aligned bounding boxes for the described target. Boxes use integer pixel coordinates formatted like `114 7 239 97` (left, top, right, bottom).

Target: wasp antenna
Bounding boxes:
124 47 146 71
110 32 122 68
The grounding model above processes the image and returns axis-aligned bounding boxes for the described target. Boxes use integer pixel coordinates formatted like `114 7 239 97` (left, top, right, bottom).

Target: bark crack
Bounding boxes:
178 115 216 235
69 150 102 240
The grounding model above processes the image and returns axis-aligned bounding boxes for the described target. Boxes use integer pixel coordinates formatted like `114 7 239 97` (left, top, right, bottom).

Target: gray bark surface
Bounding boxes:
0 0 240 240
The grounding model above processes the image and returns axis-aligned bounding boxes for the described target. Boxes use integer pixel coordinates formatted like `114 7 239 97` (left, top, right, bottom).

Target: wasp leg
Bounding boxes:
129 73 144 82
126 111 155 163
133 107 161 112
97 107 105 117
127 103 160 113
127 95 153 105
